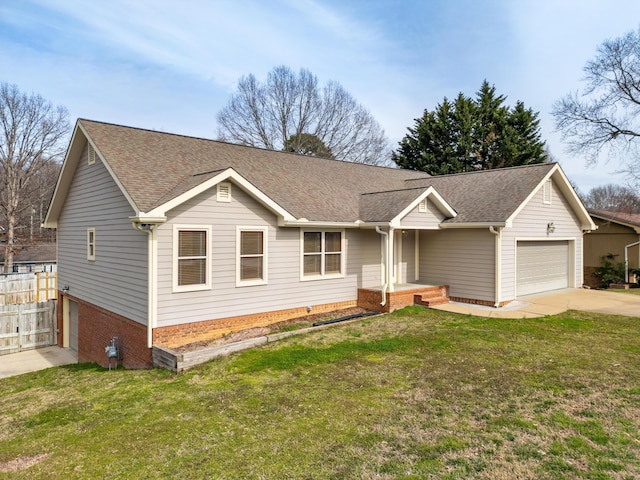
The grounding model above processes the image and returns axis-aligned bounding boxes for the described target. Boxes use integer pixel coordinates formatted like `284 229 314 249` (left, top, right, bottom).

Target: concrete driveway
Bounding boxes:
432 288 640 318
0 346 77 380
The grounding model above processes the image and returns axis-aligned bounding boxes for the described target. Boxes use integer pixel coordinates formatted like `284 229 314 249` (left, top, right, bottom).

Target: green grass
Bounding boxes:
611 288 640 295
1 307 639 479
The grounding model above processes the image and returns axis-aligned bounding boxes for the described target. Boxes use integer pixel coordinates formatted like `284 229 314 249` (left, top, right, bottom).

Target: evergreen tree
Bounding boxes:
393 80 547 175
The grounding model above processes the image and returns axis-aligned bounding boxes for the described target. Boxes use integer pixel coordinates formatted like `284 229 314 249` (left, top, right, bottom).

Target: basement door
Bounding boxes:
68 300 78 352
516 240 570 296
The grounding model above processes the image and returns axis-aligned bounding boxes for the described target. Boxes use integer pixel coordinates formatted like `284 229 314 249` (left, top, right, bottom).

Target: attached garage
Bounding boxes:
516 240 570 296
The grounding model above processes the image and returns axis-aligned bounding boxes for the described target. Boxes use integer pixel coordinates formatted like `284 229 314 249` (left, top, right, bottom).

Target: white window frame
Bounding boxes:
300 229 345 281
217 182 232 202
87 228 96 261
543 179 552 205
236 226 268 287
172 225 212 293
88 144 96 165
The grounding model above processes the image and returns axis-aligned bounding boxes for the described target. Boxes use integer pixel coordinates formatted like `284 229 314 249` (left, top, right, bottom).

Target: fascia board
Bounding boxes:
505 164 597 231
590 213 640 233
390 186 457 226
145 168 296 221
439 222 507 229
43 123 85 228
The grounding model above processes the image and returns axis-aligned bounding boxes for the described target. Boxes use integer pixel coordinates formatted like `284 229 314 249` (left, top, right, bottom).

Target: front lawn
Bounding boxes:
1 308 639 479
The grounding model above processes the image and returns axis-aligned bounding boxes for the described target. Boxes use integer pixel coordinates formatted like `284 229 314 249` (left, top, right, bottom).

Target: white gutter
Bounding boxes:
440 222 507 229
625 240 640 283
489 226 502 307
375 226 388 306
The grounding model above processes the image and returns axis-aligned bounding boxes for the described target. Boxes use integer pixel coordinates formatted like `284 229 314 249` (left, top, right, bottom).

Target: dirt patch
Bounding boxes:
0 453 52 473
173 307 371 353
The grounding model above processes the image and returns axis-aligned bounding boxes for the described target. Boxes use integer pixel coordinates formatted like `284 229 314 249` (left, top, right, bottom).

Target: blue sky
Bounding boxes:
1 0 638 192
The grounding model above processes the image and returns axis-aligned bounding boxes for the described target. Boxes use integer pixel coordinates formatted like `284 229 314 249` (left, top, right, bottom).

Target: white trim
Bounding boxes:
505 164 596 231
172 225 212 293
300 229 345 281
440 222 507 229
236 226 268 287
87 228 96 261
391 186 457 227
147 168 295 222
418 198 427 213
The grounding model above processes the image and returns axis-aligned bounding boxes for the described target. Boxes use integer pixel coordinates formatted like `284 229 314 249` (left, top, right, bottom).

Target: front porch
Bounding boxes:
357 283 450 313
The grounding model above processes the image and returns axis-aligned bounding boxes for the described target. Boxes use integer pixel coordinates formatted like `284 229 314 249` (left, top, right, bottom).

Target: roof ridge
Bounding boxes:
403 162 556 182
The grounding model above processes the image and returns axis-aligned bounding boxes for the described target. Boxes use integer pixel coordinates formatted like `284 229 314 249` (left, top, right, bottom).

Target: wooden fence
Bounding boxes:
0 301 57 355
0 272 57 306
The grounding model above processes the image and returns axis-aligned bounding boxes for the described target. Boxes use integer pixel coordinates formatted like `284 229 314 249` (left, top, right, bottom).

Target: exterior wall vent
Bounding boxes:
217 182 232 202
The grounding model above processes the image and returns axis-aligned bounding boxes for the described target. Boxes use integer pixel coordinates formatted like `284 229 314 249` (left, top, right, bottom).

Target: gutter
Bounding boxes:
489 226 502 307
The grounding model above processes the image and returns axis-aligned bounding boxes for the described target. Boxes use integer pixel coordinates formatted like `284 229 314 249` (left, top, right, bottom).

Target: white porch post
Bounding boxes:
388 226 395 292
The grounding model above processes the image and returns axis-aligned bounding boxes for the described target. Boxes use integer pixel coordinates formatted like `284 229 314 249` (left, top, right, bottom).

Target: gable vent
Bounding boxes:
217 182 232 203
88 144 96 165
418 198 428 212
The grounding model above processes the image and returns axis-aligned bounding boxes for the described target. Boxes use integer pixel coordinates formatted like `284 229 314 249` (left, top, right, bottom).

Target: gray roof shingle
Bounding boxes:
79 120 557 225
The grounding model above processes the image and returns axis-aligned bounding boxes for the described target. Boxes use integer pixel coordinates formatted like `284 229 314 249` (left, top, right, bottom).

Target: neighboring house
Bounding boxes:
584 210 640 287
44 120 595 368
0 243 57 273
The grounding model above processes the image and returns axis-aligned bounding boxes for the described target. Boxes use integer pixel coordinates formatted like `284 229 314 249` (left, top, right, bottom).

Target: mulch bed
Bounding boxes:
173 307 371 353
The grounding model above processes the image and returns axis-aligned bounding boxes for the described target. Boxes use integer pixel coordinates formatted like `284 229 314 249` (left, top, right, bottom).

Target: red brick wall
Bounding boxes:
60 292 152 369
153 300 357 349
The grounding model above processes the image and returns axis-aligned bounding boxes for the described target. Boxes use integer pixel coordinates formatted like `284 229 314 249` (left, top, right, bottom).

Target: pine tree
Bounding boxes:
392 80 547 175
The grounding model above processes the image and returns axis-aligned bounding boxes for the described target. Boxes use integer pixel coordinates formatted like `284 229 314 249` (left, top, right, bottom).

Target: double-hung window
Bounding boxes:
173 226 211 292
301 230 344 280
237 227 267 286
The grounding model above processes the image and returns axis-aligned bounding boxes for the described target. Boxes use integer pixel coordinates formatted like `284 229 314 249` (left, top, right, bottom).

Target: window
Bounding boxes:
217 182 231 202
418 198 428 212
173 226 211 292
543 179 552 204
237 227 267 286
87 228 96 261
301 230 344 280
88 144 96 165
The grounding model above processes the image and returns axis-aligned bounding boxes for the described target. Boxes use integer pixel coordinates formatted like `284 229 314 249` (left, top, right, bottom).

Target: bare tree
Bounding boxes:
217 66 391 166
0 83 70 272
553 27 640 179
581 183 640 213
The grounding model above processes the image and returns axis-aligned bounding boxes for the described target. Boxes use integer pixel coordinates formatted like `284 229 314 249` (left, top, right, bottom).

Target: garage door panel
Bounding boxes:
517 241 569 296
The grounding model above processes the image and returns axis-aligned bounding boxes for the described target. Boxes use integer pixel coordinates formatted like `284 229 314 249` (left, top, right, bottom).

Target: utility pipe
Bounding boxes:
375 226 388 306
624 240 640 283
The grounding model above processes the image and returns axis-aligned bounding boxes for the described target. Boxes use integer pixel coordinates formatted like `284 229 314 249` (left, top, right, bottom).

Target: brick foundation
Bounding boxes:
152 300 357 349
59 292 151 369
583 266 600 289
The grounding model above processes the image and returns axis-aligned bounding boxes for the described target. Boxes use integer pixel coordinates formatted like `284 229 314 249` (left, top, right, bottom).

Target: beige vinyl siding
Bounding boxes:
395 230 416 283
501 178 583 301
57 145 148 324
419 229 495 302
400 200 445 228
155 185 381 327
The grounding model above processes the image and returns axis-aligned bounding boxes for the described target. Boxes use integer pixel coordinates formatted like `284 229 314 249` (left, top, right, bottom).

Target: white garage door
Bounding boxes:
517 241 569 296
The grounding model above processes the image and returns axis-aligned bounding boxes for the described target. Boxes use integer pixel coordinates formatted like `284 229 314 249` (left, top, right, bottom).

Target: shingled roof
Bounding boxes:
589 209 640 231
47 119 593 229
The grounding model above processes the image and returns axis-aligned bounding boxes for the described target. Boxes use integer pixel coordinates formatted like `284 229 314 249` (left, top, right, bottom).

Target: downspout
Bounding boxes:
132 222 157 348
375 226 388 306
624 240 640 283
489 226 501 307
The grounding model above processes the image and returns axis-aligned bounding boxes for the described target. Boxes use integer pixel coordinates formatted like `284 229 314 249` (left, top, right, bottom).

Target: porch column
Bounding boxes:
388 226 395 292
